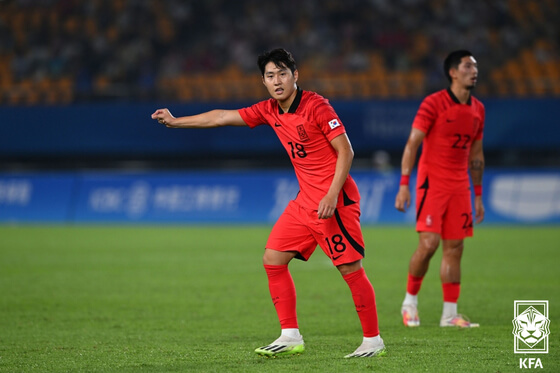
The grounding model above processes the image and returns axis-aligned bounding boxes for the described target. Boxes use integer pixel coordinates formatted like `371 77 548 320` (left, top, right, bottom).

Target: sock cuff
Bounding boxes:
408 273 424 282
406 273 424 296
442 282 461 303
342 267 365 283
264 264 288 275
442 282 461 288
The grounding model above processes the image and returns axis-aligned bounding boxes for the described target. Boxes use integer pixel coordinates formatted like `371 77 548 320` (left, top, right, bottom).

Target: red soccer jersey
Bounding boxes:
413 88 485 192
238 88 360 210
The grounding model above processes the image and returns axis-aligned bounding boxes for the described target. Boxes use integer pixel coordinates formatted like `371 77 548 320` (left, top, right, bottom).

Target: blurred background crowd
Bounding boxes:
1 0 559 105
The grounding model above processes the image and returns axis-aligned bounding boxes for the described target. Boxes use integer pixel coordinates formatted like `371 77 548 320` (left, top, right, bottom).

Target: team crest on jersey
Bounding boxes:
328 119 341 129
297 124 309 141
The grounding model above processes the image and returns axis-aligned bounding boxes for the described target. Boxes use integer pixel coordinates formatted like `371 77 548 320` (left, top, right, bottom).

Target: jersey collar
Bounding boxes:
446 87 471 105
278 86 303 115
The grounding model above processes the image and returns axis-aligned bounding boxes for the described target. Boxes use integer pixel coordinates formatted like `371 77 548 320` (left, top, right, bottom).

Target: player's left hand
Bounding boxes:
474 197 485 224
317 194 337 219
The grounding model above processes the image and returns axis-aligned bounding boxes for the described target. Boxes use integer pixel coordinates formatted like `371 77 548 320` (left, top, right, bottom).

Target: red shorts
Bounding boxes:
416 187 473 240
266 200 366 266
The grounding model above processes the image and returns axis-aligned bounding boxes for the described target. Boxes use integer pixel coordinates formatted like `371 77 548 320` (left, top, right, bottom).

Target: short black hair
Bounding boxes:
443 50 473 82
257 48 297 76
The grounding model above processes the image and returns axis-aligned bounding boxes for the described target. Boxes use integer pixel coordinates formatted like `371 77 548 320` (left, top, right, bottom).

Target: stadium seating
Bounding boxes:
0 0 558 105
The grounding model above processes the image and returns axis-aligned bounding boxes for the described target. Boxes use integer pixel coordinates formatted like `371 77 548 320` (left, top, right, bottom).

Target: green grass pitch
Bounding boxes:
1 225 559 372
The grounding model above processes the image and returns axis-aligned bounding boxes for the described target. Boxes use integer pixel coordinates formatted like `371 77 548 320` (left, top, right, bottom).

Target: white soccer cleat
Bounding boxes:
254 335 305 357
344 338 387 358
401 303 420 327
440 314 479 328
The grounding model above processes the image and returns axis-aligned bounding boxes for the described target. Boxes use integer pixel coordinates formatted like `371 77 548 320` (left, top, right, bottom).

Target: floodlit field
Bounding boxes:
1 225 559 372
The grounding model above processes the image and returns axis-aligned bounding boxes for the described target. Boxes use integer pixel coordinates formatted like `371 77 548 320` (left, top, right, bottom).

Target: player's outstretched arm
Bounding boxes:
151 108 247 128
395 128 425 212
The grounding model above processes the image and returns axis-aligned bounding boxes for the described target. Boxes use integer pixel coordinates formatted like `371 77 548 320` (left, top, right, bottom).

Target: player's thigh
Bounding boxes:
315 203 365 266
266 201 318 261
441 193 473 240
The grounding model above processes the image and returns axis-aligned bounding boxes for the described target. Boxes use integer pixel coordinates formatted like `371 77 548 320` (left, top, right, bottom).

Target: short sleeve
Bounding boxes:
238 101 270 129
314 100 346 141
412 96 437 133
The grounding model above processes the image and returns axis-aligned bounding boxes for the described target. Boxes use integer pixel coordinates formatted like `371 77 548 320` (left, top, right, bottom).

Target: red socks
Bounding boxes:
264 264 298 329
407 275 460 303
442 282 461 303
264 264 380 337
406 273 424 295
343 268 380 337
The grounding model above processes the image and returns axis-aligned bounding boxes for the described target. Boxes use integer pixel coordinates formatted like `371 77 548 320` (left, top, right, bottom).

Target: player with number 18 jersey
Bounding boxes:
152 48 385 358
239 87 360 210
239 87 365 265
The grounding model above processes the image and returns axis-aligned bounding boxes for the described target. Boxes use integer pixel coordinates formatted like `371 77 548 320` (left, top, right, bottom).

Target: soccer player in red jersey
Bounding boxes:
152 48 385 358
395 50 485 328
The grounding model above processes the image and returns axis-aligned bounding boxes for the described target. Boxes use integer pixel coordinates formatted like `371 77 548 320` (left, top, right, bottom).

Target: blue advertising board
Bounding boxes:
0 173 77 222
1 169 559 225
1 99 559 159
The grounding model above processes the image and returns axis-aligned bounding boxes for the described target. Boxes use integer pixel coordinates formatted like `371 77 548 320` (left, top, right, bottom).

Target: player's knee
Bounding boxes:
416 236 440 260
262 248 295 266
262 249 276 265
336 260 362 276
443 240 464 256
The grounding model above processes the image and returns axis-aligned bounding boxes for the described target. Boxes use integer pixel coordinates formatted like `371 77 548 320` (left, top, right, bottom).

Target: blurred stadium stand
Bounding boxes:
0 0 559 170
0 0 559 104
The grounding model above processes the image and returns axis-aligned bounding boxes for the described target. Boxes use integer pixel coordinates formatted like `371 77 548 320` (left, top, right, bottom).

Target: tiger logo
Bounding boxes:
512 306 550 348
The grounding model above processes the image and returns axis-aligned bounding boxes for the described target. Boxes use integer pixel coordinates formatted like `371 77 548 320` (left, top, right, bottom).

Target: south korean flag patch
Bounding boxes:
328 119 341 130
